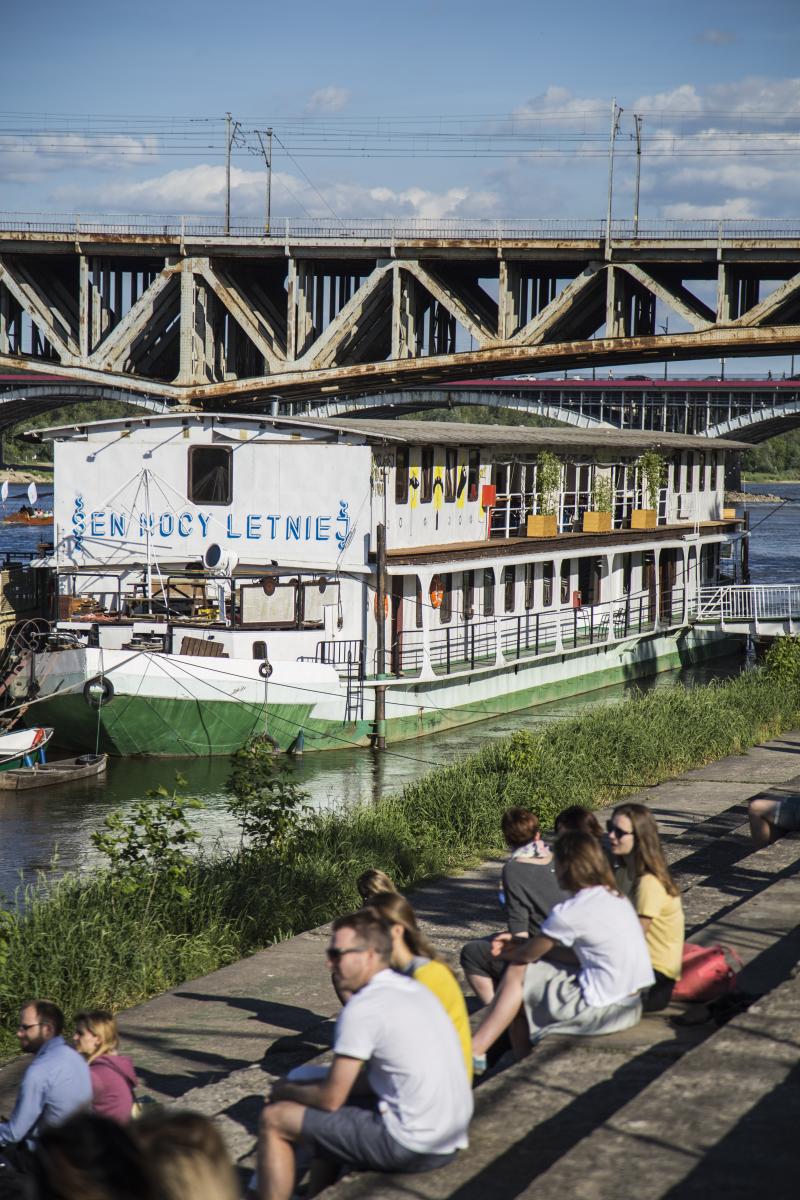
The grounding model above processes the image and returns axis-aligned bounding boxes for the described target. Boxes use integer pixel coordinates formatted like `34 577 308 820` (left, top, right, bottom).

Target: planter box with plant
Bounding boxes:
583 472 614 533
631 450 666 529
527 450 562 538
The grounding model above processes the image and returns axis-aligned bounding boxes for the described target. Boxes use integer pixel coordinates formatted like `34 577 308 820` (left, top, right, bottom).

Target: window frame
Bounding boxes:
188 445 233 506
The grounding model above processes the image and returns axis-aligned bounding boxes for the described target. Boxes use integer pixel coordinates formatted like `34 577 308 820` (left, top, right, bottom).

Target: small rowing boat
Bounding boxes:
0 752 107 790
0 726 53 770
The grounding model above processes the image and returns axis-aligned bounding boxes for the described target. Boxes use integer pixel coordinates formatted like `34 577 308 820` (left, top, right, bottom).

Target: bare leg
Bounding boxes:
472 963 527 1057
259 1101 306 1200
465 972 496 1006
748 798 783 849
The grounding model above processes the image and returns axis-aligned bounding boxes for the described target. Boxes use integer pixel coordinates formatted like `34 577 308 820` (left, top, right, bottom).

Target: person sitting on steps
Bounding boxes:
366 891 472 1081
606 804 685 1012
257 911 472 1200
470 831 653 1073
460 807 567 1006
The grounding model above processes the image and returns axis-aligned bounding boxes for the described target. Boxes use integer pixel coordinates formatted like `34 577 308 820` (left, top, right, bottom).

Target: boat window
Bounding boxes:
421 448 433 503
698 451 707 492
445 448 458 503
468 450 480 502
685 453 694 493
462 570 475 619
503 565 516 613
395 448 409 505
542 561 553 607
415 577 423 628
560 560 571 604
440 573 453 623
524 564 535 610
622 555 632 594
189 446 232 505
482 568 495 616
252 640 268 660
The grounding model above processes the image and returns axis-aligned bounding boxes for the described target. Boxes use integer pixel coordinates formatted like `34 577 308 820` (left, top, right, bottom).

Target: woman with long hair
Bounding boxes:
470 831 653 1071
366 891 472 1081
73 1012 138 1125
606 803 684 1012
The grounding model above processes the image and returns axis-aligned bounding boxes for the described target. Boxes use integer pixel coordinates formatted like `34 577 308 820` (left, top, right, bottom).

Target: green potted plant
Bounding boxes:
632 450 666 529
527 450 562 537
583 472 614 533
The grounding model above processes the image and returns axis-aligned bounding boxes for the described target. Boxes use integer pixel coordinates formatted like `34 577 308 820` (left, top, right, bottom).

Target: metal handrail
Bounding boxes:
4 212 800 241
693 585 800 622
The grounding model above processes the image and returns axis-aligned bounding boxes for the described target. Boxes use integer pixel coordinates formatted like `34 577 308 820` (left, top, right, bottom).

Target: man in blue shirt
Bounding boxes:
0 1000 92 1168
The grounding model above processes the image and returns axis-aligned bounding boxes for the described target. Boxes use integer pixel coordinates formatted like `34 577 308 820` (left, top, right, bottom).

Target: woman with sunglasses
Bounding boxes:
470 831 653 1072
606 804 684 1012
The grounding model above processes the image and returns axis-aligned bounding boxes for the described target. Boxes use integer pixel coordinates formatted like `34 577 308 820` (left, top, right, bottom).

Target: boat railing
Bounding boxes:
301 638 365 674
410 585 684 678
488 487 669 538
692 585 800 623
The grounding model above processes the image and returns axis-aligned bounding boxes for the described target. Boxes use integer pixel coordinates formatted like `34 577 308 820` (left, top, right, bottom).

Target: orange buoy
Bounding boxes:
429 574 445 609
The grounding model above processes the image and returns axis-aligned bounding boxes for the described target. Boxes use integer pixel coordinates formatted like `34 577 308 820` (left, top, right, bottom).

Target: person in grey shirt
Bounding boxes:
460 808 568 1005
0 999 92 1171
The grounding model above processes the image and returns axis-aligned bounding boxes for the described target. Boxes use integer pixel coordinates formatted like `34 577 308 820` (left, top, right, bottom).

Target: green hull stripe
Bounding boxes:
31 633 742 757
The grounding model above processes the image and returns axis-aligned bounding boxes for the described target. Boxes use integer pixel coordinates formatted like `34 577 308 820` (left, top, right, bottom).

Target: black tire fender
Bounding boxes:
83 676 114 708
259 660 273 679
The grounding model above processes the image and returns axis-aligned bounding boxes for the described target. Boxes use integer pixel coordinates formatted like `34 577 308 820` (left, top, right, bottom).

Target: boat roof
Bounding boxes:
30 411 750 452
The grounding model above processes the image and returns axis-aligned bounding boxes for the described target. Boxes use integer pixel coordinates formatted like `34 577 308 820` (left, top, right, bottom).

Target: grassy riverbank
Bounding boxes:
2 658 800 1051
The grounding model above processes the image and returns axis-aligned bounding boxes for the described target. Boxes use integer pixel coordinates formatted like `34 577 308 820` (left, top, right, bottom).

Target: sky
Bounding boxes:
1 0 799 374
2 0 798 225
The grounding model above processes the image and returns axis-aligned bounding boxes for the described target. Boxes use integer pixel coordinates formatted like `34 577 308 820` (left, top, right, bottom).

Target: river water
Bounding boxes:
0 481 796 897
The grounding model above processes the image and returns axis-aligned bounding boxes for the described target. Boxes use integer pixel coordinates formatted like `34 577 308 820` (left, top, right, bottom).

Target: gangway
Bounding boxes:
691 585 800 635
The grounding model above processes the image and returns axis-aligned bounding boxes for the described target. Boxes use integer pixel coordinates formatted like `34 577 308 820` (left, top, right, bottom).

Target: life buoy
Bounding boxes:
31 726 46 747
430 575 445 609
373 592 389 619
83 676 114 709
259 660 273 679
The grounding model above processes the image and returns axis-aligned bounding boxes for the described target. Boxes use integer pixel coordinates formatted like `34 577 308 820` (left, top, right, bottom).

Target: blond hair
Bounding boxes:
365 892 437 960
356 868 398 902
133 1111 238 1200
74 1010 119 1062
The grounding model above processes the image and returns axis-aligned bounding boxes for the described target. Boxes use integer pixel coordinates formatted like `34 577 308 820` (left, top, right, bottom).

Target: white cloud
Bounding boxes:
305 86 351 114
0 133 159 185
695 28 735 46
663 198 760 219
53 162 501 222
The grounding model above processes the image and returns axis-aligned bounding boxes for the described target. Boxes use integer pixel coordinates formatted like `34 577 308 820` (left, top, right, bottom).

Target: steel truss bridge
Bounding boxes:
298 378 800 441
2 216 800 405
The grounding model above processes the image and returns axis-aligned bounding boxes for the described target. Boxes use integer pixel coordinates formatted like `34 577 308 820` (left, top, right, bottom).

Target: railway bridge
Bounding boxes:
2 216 800 405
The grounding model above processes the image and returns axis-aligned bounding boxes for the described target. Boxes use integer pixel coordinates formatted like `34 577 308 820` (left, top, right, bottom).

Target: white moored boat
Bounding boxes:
0 413 748 757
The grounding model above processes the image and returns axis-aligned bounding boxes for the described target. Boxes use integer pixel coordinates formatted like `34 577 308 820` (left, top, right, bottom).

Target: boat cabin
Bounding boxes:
35 413 747 682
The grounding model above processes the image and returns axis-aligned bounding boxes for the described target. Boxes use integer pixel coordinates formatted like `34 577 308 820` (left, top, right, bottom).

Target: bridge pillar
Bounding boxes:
717 264 760 322
606 267 656 338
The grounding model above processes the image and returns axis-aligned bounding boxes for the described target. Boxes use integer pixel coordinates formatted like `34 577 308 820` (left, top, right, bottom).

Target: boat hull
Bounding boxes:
0 753 107 790
17 628 743 757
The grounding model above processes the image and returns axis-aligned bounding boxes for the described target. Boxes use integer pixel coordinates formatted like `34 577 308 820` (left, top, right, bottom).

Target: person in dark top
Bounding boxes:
460 808 567 1006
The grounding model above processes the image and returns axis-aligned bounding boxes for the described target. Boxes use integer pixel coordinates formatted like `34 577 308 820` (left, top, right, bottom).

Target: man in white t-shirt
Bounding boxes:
257 910 473 1200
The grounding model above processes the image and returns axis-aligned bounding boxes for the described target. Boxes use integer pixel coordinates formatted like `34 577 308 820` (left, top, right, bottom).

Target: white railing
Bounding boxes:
693 585 800 624
488 487 669 539
2 213 800 242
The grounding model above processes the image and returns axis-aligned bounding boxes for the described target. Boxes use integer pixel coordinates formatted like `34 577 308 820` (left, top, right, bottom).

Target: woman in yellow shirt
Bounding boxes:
367 891 473 1081
606 803 684 1011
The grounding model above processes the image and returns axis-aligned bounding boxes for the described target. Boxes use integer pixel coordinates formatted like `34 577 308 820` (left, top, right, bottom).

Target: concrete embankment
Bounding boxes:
3 731 800 1196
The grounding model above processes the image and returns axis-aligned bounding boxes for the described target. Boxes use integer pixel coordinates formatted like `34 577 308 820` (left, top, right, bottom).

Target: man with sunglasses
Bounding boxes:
257 911 473 1200
0 1000 91 1188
